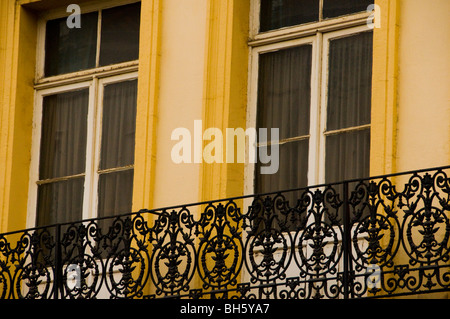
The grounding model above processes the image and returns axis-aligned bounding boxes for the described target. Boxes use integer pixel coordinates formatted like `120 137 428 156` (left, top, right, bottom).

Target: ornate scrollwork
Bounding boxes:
149 208 196 297
59 223 102 299
350 179 401 269
243 195 294 298
400 172 450 265
0 167 449 299
14 230 56 299
196 201 243 296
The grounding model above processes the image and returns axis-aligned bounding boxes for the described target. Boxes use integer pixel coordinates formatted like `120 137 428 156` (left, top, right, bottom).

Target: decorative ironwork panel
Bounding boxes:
0 166 449 299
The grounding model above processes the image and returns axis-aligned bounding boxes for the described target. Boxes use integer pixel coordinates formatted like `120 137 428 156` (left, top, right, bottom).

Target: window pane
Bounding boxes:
98 170 134 218
40 89 89 180
100 80 138 170
326 32 373 131
45 12 98 76
255 45 312 215
99 3 141 66
260 0 319 32
257 45 312 140
36 177 84 226
323 0 374 19
255 140 309 230
256 139 309 194
325 129 370 184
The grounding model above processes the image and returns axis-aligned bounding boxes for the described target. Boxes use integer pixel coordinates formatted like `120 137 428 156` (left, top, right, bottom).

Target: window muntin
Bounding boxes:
44 2 141 77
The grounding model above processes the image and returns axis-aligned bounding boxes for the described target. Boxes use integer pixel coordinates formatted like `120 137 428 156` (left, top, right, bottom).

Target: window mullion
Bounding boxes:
82 79 99 221
98 165 134 175
318 30 331 186
96 10 102 68
308 32 324 187
37 173 86 185
319 0 324 21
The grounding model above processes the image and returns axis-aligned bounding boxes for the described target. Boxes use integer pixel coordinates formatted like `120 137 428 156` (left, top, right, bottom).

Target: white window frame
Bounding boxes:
93 73 138 219
245 2 373 197
27 72 138 229
27 0 140 229
243 2 374 289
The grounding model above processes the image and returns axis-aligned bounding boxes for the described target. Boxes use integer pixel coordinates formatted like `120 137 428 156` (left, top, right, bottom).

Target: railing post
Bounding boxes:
54 224 63 299
342 181 353 299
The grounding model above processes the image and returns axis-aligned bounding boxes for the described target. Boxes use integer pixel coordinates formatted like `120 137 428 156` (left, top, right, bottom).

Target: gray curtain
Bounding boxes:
37 89 89 226
37 178 85 226
325 31 373 184
97 79 138 219
255 44 312 200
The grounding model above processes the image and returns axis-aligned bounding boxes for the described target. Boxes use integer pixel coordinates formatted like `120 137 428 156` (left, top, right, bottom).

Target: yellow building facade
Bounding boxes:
0 0 449 299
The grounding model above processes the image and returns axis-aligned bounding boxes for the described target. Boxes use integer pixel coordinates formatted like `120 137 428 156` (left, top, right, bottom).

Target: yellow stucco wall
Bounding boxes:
0 2 37 233
151 0 207 209
199 0 249 202
371 0 450 177
396 0 450 171
370 0 399 176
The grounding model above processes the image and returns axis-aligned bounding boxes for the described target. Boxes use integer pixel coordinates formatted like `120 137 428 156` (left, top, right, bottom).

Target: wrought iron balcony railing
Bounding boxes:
1 166 450 299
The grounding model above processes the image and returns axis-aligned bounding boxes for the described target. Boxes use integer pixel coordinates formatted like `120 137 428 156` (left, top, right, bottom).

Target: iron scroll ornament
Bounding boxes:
0 166 449 299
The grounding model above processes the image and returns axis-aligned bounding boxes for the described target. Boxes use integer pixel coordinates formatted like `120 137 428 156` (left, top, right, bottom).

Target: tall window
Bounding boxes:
29 2 141 227
249 0 373 199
